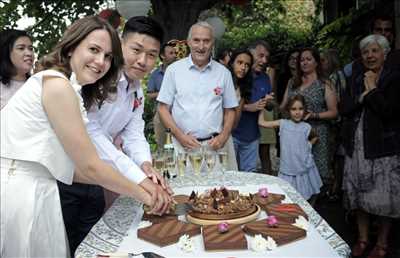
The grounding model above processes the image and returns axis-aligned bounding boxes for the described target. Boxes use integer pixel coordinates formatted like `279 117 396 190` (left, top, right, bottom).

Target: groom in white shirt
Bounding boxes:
58 16 172 255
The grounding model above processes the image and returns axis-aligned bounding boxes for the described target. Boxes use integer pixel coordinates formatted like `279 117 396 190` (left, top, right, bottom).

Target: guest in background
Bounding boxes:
280 47 337 187
276 48 299 105
259 94 322 203
216 47 232 67
227 48 253 128
158 21 238 170
340 34 400 258
0 29 34 109
320 48 347 201
232 40 271 172
147 41 177 148
1 16 167 258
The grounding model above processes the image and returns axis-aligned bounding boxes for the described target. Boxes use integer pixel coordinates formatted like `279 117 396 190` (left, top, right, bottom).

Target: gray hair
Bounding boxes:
248 39 271 53
359 34 391 57
187 21 215 41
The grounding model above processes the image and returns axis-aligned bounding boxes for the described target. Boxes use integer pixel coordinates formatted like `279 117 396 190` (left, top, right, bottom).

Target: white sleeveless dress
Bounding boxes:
0 70 87 257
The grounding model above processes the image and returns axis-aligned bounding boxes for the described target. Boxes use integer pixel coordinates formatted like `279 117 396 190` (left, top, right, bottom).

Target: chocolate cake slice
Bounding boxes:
252 192 285 209
141 212 177 224
243 220 306 246
137 219 201 247
264 203 308 223
202 224 247 251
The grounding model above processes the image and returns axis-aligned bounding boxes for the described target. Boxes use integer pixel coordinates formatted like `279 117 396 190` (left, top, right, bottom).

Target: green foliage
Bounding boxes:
215 0 320 53
0 0 105 57
315 6 369 64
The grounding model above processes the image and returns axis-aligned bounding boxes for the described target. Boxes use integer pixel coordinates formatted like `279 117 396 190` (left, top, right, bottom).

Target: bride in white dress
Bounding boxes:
0 16 172 258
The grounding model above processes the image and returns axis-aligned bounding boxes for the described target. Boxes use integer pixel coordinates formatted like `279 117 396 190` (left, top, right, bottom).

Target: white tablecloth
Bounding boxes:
117 184 339 258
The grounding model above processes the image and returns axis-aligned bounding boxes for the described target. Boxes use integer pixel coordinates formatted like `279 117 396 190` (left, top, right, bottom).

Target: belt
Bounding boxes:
196 133 219 142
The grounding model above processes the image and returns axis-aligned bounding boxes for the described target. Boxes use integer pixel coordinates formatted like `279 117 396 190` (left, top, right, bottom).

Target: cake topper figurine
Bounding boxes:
217 222 229 233
266 215 278 227
258 187 269 198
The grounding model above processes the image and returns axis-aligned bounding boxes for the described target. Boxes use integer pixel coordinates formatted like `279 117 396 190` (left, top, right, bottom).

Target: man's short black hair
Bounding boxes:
122 16 164 44
159 41 176 60
371 14 394 31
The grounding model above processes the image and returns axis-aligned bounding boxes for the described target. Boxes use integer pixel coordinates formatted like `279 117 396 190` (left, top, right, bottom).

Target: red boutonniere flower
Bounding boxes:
132 96 143 112
213 86 222 95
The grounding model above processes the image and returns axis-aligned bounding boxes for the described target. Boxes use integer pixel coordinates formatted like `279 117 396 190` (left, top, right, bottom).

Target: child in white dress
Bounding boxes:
258 94 322 202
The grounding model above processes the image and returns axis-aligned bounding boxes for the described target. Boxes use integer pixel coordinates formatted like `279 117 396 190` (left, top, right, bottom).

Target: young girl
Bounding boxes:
258 94 322 202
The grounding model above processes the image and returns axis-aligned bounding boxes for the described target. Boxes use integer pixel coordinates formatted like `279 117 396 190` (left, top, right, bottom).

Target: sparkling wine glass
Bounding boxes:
189 149 202 176
218 150 228 184
205 150 216 177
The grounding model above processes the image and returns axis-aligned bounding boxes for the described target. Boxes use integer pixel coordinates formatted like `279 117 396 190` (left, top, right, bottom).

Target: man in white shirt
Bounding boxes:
157 21 238 169
58 16 172 255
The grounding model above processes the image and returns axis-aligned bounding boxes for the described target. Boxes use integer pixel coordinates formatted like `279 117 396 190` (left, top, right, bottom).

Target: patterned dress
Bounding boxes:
287 80 331 184
343 113 400 218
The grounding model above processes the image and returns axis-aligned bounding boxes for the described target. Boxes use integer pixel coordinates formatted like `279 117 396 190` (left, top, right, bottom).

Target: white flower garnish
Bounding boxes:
292 216 309 231
137 220 152 229
265 236 277 250
177 234 195 252
250 234 268 252
250 234 276 252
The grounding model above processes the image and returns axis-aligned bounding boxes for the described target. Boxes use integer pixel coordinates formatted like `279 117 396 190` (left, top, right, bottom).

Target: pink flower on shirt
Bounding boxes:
214 86 222 95
133 97 142 109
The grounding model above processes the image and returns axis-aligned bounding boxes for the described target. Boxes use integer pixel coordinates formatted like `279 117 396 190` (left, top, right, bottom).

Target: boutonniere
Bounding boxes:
213 86 222 95
132 91 143 112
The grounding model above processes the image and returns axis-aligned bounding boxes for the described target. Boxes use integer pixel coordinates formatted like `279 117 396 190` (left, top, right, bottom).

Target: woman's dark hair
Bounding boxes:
276 48 300 103
38 16 123 110
0 29 32 85
321 48 341 76
293 47 324 88
285 94 306 113
216 48 232 62
122 16 164 44
228 48 253 103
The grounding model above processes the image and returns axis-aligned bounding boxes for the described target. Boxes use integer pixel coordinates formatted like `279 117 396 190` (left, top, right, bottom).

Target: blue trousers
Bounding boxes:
233 137 259 172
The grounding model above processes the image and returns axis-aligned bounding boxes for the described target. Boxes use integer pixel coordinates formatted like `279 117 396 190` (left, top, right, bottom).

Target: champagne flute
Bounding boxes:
205 150 216 176
218 150 228 184
176 152 187 178
189 150 202 176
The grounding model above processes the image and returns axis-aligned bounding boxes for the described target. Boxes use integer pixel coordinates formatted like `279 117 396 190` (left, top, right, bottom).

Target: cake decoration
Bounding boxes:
258 187 269 198
187 187 256 220
266 215 278 227
177 234 195 252
217 222 229 233
292 216 309 231
250 234 277 252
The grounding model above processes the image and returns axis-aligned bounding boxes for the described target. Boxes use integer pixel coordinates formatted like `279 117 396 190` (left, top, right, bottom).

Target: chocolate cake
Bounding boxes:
252 192 285 209
188 187 257 220
264 203 308 223
141 212 177 224
243 220 306 246
202 224 247 251
137 219 201 247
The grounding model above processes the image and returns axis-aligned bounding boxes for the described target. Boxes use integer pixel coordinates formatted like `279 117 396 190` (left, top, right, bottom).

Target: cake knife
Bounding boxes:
97 252 165 258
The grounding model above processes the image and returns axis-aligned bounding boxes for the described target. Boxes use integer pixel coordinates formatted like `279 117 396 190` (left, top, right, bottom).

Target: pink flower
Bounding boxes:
133 97 142 109
266 215 278 227
213 86 222 96
218 222 229 233
258 187 269 198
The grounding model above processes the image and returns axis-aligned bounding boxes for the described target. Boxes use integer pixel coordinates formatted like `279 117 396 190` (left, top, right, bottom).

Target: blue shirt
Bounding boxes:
157 55 238 139
147 67 164 92
233 72 271 142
